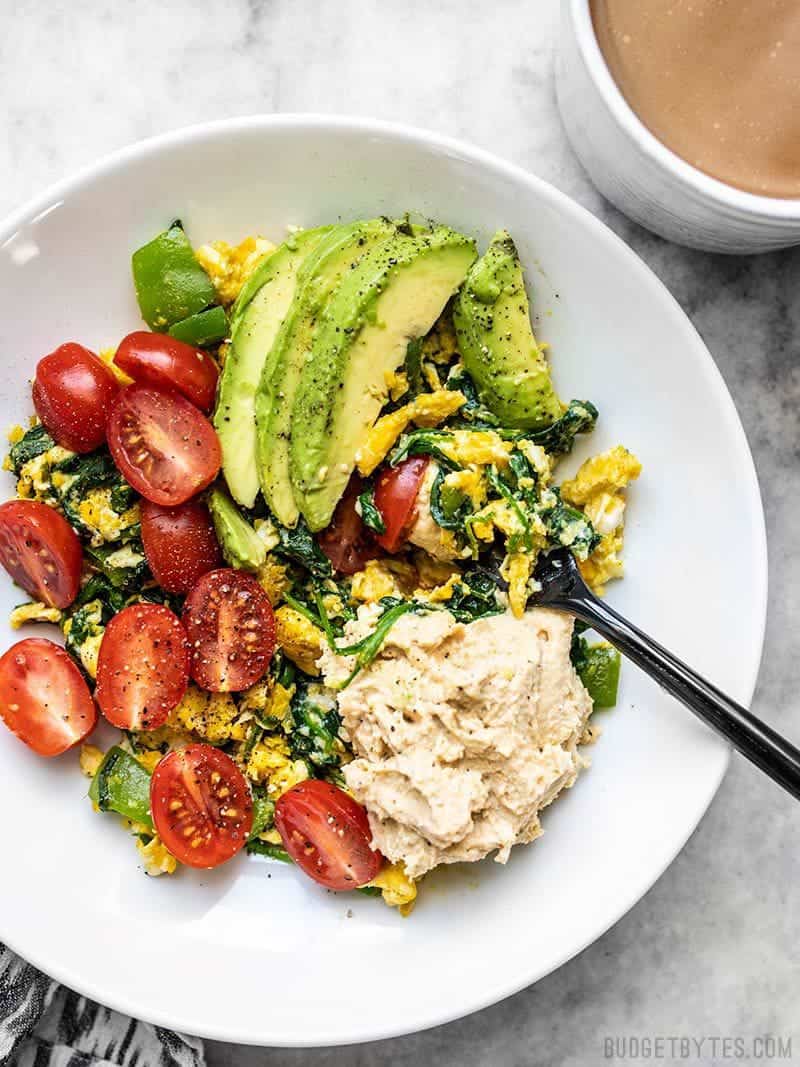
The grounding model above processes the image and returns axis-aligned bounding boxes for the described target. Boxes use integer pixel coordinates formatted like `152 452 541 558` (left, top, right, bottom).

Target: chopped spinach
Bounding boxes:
485 467 534 553
446 569 504 623
8 424 54 472
274 519 332 578
445 368 501 429
336 598 424 688
526 400 598 455
389 428 458 470
85 540 149 591
357 482 386 534
72 574 128 614
405 337 424 396
429 465 473 531
539 489 600 560
289 682 343 769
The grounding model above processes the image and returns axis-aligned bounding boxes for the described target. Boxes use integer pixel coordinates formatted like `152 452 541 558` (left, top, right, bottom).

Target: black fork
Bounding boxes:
533 548 800 800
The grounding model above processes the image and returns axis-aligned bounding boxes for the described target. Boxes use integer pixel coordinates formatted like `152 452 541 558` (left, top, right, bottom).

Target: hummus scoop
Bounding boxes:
534 548 800 799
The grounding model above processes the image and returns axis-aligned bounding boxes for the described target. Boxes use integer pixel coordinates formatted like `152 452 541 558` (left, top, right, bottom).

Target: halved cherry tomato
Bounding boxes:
317 475 383 576
275 779 383 890
32 342 119 453
151 744 253 868
106 384 221 506
140 498 222 594
0 638 97 756
115 331 219 413
182 569 275 692
374 456 429 553
0 499 82 608
95 603 189 730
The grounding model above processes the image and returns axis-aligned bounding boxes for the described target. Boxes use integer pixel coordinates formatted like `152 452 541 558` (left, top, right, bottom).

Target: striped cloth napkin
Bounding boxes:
0 945 204 1067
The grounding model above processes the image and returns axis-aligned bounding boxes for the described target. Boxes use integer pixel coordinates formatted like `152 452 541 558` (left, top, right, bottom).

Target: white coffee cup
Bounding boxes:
555 0 800 253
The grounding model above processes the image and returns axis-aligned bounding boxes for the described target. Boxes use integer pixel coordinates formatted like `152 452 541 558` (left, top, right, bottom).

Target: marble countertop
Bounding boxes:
2 1 798 1064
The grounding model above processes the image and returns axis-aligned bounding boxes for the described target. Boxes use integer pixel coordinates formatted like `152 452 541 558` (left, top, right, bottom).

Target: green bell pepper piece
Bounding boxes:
578 643 621 709
88 746 153 831
131 221 217 331
168 305 229 347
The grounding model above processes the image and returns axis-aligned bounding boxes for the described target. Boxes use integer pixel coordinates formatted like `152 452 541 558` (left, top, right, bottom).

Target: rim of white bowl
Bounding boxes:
569 0 800 221
0 115 769 1045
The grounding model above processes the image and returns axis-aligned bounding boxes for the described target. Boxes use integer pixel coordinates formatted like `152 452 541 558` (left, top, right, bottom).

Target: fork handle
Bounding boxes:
569 593 800 800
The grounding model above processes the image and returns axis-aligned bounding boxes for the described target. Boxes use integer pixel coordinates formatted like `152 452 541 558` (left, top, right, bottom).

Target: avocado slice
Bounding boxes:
213 226 329 509
290 225 477 531
453 230 564 430
207 486 267 571
255 218 397 527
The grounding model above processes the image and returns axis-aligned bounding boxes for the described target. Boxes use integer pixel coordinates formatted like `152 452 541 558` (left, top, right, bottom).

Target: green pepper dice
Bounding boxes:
131 221 217 331
578 643 621 709
88 746 154 831
168 305 229 347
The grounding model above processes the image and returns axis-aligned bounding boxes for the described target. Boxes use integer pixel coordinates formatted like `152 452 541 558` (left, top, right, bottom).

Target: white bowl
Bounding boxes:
0 115 767 1046
556 0 800 253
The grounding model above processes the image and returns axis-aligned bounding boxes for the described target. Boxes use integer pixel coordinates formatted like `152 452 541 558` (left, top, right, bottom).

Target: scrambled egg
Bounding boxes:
440 430 513 468
63 617 104 679
136 834 178 876
561 445 642 595
516 439 553 485
500 552 535 619
172 684 244 745
350 558 417 603
79 743 105 778
355 390 466 476
385 368 409 402
442 466 487 510
366 862 418 915
274 605 325 676
195 235 276 305
413 552 460 590
16 446 73 503
9 601 62 628
135 750 163 774
238 677 294 727
416 572 461 604
421 310 459 365
77 488 140 546
256 556 291 605
245 734 309 797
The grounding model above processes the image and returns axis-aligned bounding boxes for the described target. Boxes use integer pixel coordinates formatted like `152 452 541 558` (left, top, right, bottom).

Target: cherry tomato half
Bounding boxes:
182 569 275 692
317 475 383 576
32 342 119 453
0 638 97 756
374 456 429 553
140 498 222 595
275 779 383 890
95 603 189 730
115 331 219 413
151 744 253 868
106 384 221 506
0 499 82 608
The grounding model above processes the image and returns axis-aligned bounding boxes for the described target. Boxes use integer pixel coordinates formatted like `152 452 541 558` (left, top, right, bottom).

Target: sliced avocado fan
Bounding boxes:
453 230 564 430
290 225 477 532
214 226 330 509
255 218 397 528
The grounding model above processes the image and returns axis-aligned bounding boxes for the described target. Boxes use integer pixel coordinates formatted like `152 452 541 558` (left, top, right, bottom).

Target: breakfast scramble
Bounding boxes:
0 217 640 914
